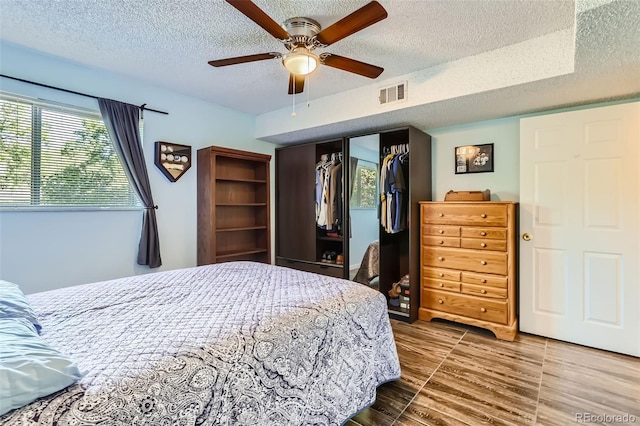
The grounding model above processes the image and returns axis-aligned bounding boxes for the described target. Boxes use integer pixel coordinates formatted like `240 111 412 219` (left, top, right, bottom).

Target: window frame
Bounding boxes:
350 159 379 210
0 93 142 211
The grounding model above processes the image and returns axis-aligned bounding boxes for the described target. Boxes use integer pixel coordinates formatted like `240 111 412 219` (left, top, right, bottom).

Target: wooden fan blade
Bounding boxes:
208 52 281 67
288 74 305 94
315 1 387 46
226 0 291 40
321 54 383 78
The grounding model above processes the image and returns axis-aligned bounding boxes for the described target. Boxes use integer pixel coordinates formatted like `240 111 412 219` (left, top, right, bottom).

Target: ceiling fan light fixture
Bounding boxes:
283 48 319 76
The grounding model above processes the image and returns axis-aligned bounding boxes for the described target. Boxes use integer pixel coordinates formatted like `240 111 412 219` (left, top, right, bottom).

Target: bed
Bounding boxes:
1 261 400 425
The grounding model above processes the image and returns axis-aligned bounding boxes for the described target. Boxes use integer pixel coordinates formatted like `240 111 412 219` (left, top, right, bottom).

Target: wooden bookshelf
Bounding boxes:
197 146 271 265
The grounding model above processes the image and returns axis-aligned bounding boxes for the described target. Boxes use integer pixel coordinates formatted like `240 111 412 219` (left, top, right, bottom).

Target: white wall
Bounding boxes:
426 117 520 202
256 29 574 140
0 43 277 294
424 98 640 204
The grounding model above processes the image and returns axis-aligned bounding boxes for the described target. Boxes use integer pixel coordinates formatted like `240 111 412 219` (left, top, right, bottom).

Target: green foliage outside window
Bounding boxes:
351 160 378 209
0 96 138 207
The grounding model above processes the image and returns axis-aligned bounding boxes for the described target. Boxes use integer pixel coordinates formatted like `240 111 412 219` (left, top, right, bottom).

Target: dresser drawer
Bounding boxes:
461 227 507 240
460 238 507 252
422 247 507 275
461 272 508 288
422 289 508 324
422 266 460 282
422 203 508 227
422 277 460 292
461 283 507 299
422 235 460 248
422 225 460 237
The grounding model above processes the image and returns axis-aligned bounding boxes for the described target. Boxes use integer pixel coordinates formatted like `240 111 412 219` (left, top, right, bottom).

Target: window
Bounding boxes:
350 160 378 209
0 94 139 208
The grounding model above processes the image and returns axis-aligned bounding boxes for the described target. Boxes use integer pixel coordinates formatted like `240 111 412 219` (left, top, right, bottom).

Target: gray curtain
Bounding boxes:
98 98 161 268
349 157 359 198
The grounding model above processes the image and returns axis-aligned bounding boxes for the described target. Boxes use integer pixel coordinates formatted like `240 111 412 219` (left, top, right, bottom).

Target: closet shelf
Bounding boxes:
387 307 410 318
216 248 268 259
216 177 267 183
312 262 343 269
216 226 267 232
216 202 267 206
317 236 344 242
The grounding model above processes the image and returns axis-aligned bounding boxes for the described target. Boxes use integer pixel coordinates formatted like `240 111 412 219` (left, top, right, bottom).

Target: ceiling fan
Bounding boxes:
208 0 388 95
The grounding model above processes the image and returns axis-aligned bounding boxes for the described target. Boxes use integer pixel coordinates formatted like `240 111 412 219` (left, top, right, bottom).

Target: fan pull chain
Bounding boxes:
291 89 296 117
306 75 310 108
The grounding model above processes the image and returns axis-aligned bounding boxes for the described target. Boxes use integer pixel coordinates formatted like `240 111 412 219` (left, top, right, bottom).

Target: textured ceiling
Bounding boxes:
1 0 639 144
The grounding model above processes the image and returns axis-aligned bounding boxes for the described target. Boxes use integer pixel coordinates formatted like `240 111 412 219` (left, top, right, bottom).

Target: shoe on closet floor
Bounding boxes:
336 254 344 265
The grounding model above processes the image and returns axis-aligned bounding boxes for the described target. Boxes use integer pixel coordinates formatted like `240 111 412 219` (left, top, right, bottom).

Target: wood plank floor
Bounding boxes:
348 319 640 426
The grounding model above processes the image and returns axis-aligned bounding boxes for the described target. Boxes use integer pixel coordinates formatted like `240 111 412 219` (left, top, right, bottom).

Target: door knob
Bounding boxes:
522 233 532 241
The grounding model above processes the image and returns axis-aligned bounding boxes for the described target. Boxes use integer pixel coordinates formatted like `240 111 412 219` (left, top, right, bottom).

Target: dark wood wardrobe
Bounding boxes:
275 138 348 278
377 127 432 321
276 126 431 322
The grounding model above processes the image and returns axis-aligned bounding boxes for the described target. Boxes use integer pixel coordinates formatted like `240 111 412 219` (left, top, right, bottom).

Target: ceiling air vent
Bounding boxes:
379 82 407 105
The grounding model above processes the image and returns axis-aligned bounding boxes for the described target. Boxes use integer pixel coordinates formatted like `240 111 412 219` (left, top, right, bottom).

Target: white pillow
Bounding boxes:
0 280 41 332
0 317 83 415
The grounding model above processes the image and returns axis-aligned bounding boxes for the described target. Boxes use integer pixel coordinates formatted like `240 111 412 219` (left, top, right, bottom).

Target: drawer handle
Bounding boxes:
439 283 444 287
438 256 445 261
438 299 444 304
480 261 487 265
481 243 487 247
481 279 487 283
481 289 487 294
439 213 444 217
438 240 444 245
480 307 487 312
481 214 487 218
438 273 444 277
480 232 487 236
439 230 445 234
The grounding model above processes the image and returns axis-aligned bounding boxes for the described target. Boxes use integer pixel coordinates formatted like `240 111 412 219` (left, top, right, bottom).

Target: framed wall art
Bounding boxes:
155 141 192 182
455 143 494 174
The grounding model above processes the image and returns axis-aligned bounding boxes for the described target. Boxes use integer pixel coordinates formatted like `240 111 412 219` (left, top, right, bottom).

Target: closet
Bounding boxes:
197 146 271 265
376 127 432 321
276 139 348 278
276 126 431 322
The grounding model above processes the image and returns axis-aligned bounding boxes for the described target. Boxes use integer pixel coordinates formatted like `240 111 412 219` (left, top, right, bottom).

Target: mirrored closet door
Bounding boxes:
348 134 380 289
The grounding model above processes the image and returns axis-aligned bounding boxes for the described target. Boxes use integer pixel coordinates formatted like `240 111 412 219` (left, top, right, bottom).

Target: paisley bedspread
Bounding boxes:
1 262 400 425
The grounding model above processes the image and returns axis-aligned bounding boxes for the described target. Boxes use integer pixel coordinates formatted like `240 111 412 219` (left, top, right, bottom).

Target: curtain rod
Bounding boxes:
0 74 169 115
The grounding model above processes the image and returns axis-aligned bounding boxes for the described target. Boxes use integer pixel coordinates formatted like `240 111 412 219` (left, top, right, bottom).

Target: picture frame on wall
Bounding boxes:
455 143 494 174
154 141 192 182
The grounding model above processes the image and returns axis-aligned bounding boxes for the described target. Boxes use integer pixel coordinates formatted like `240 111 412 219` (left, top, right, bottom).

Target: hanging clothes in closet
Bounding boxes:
315 153 343 233
380 144 409 233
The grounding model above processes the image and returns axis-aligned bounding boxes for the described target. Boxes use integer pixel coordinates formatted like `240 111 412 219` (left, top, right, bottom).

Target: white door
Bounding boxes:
519 102 640 356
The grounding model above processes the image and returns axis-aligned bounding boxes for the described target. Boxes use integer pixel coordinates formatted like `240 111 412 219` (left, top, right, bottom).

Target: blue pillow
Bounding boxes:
0 317 83 415
0 280 41 333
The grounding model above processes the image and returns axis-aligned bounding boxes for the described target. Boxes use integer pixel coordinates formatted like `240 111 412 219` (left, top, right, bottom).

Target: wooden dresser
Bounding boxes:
419 201 518 340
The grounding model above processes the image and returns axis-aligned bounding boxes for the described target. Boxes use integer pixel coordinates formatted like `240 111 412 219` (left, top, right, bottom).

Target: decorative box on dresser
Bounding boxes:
197 146 271 265
419 201 518 341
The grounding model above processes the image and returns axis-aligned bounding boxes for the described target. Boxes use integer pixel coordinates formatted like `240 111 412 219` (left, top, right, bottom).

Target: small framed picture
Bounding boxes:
154 141 192 182
455 143 494 174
